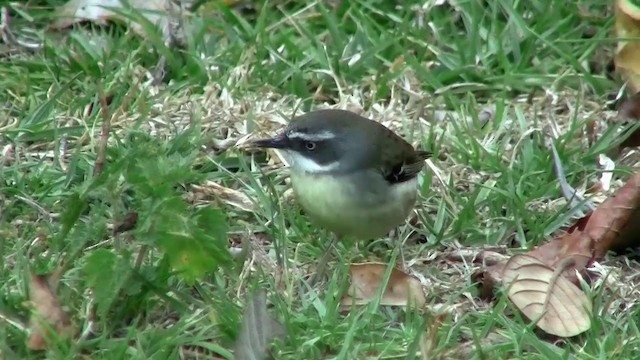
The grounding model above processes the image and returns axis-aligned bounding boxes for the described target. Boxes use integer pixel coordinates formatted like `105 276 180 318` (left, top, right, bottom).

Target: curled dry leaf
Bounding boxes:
615 0 640 92
502 254 592 337
340 262 426 309
27 273 75 350
578 168 640 253
191 181 256 212
480 167 640 295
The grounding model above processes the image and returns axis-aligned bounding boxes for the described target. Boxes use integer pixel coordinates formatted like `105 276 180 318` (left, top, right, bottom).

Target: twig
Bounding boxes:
94 82 112 177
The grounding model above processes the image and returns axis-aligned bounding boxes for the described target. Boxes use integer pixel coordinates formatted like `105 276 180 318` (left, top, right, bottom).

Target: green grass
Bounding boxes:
1 0 639 359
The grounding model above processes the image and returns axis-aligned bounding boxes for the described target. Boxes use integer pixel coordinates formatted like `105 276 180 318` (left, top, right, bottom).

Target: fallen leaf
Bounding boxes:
112 211 138 235
618 0 640 19
480 166 640 291
476 167 640 336
191 181 256 212
615 43 640 93
340 263 426 308
615 0 640 92
50 0 177 38
579 168 640 253
26 273 75 350
502 254 592 337
233 289 286 360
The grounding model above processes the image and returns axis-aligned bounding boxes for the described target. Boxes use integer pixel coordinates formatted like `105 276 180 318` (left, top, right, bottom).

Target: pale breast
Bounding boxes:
290 171 418 239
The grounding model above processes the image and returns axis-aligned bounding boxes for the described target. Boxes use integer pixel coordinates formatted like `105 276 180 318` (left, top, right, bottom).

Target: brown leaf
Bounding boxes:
481 167 640 291
340 263 426 309
580 168 640 253
50 0 176 38
26 273 75 350
615 0 640 92
112 211 138 235
477 169 640 312
191 181 256 212
502 254 592 337
526 232 594 282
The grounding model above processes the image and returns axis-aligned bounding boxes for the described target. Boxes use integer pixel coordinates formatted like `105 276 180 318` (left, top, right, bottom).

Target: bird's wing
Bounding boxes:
381 146 431 184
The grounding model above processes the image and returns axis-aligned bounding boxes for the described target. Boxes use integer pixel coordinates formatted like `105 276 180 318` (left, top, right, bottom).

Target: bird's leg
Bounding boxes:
309 233 339 286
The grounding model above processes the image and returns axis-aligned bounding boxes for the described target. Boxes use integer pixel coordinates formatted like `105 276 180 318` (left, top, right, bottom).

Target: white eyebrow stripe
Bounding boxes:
288 130 336 141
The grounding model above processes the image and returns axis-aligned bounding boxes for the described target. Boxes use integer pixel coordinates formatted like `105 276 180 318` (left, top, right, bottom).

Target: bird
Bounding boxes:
252 109 431 280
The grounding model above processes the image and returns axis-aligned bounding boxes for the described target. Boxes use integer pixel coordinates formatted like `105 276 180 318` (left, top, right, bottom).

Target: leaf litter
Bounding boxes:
340 262 426 309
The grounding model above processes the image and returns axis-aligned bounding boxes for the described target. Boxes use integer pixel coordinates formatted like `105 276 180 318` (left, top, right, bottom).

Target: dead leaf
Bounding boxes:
476 167 640 335
340 263 426 309
615 44 640 93
50 0 177 38
615 0 640 92
191 181 256 212
111 211 138 235
618 0 640 22
480 166 640 291
579 168 640 253
502 254 592 337
26 273 75 350
233 289 286 360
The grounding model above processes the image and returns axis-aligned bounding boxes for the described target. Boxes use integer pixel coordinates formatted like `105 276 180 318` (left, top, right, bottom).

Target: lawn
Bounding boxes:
1 0 639 359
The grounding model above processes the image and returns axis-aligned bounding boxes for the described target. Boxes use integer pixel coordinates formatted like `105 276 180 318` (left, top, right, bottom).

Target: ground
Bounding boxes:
1 1 640 359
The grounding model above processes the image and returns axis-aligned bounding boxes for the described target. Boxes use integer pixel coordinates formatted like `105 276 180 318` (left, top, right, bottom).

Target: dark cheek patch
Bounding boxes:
289 139 339 166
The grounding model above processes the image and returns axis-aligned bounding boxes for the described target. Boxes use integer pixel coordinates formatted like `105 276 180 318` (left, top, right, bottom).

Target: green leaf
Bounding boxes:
84 249 132 317
152 197 192 236
195 207 228 244
58 191 86 242
157 233 220 284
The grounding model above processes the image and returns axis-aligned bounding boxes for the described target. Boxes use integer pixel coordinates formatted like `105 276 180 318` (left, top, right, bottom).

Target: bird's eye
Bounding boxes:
304 141 316 150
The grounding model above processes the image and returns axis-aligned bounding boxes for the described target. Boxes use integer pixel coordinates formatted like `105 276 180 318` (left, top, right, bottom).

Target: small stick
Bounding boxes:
93 82 111 177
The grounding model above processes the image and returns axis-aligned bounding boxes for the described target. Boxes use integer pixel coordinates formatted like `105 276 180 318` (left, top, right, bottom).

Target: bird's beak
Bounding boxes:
251 133 290 149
